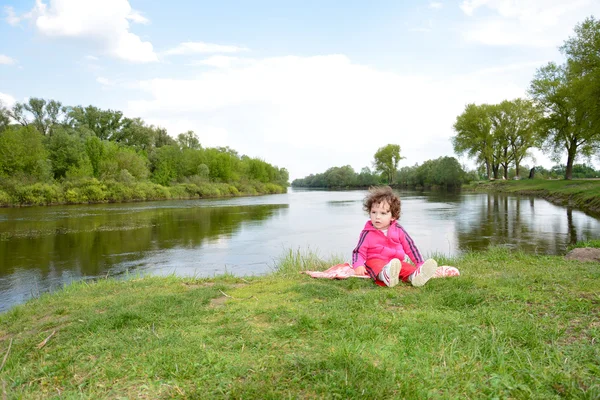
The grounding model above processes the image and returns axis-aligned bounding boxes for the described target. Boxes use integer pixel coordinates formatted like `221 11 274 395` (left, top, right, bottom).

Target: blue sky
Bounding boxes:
1 0 599 180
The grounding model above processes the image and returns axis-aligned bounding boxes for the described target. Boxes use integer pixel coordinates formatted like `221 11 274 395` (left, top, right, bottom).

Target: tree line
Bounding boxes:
291 144 474 189
0 100 288 206
453 16 600 180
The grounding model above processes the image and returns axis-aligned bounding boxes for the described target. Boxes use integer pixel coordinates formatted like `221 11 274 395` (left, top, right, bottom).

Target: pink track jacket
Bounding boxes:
352 220 424 268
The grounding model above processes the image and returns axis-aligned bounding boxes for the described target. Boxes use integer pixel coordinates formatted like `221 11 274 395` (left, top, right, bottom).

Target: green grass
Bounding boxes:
467 179 600 215
0 247 599 399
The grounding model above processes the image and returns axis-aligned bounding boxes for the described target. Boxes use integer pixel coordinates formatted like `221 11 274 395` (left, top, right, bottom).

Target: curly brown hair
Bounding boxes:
363 186 401 220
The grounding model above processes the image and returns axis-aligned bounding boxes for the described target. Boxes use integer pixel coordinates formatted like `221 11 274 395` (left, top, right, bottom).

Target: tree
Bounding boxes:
452 104 495 179
0 126 51 179
177 130 201 150
373 144 403 184
46 127 92 179
68 105 125 141
562 16 600 133
0 100 10 132
489 99 541 179
529 62 597 180
112 118 156 151
8 98 67 135
529 18 600 180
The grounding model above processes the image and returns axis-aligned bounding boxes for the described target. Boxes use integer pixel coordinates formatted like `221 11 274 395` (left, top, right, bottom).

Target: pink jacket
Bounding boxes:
352 220 424 268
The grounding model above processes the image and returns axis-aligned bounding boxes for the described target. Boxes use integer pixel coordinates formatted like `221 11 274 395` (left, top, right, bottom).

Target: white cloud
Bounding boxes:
4 6 21 25
0 92 16 107
125 54 530 180
164 41 249 56
126 9 149 24
187 56 251 69
459 0 600 47
0 55 16 65
28 0 157 63
429 2 443 10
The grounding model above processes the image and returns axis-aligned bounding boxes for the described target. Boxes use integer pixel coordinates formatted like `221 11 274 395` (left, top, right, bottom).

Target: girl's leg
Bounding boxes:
364 259 387 280
367 258 416 286
399 261 417 282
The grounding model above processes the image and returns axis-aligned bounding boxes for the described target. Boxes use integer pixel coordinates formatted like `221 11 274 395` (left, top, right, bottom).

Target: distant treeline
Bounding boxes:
0 98 288 206
292 157 600 189
292 156 475 189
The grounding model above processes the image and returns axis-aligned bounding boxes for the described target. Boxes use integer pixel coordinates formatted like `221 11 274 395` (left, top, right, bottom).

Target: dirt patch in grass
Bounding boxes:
209 296 229 308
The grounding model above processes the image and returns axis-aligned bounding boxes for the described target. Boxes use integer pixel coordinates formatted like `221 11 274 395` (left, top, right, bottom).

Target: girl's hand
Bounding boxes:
353 265 367 276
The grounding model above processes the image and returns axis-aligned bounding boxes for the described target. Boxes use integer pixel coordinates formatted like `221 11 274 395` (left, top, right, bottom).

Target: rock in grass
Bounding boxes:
565 248 600 262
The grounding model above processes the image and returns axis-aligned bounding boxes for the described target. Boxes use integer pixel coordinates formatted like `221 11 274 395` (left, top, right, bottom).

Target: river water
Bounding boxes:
1 188 599 312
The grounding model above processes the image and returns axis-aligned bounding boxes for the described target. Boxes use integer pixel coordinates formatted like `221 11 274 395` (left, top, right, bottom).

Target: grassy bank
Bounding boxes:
467 179 600 216
0 248 599 398
0 178 287 207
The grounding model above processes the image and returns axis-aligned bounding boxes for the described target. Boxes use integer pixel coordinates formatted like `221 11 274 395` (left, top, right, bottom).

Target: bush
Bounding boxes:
14 183 63 205
0 189 11 206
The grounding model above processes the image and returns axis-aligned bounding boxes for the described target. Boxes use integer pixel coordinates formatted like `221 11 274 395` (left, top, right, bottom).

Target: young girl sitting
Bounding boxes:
352 186 438 287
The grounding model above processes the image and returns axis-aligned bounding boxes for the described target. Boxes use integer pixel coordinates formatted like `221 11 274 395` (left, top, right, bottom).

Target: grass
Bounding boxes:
0 248 599 398
467 179 600 216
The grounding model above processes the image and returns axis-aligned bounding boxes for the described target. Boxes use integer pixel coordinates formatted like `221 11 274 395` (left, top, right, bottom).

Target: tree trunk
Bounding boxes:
485 161 491 180
565 154 575 180
565 141 577 180
515 161 520 179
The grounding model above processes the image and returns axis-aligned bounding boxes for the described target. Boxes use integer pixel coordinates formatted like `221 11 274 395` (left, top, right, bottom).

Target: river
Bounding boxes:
1 188 599 312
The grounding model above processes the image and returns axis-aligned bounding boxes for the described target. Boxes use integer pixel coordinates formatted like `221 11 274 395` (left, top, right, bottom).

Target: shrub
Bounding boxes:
0 190 11 206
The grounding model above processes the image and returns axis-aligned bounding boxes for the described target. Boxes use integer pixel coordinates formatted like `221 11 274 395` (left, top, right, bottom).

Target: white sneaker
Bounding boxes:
378 258 401 287
410 259 438 287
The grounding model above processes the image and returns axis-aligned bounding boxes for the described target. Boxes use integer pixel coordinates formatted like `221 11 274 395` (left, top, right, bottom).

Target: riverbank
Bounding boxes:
466 179 600 216
1 248 598 398
0 178 287 207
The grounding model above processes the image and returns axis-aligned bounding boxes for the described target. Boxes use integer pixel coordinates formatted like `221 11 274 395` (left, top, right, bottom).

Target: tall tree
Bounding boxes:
68 105 125 140
0 100 10 132
489 99 541 179
373 144 403 184
452 103 495 179
562 16 600 133
529 17 600 180
529 62 597 180
8 98 66 135
177 130 201 150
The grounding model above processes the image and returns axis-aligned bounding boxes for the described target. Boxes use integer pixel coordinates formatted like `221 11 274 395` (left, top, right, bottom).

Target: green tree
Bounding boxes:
529 18 600 180
562 17 600 134
112 118 156 151
177 130 201 150
489 99 541 179
8 98 67 135
155 127 176 148
68 105 125 141
0 126 51 179
373 144 403 184
150 145 184 186
452 104 495 180
46 127 92 179
0 100 10 132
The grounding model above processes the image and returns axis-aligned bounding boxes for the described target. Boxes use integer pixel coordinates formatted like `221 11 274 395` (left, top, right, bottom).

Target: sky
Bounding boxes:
1 0 599 181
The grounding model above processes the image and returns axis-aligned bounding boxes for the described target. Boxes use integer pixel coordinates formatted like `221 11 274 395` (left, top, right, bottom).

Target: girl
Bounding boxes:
352 186 438 287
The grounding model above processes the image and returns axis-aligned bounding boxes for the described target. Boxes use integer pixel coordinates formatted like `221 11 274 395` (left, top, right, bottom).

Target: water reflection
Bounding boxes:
0 202 287 312
454 194 599 254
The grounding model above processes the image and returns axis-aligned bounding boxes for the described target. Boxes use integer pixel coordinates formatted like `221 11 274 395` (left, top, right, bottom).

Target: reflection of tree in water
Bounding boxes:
0 204 288 278
455 194 567 254
400 189 463 204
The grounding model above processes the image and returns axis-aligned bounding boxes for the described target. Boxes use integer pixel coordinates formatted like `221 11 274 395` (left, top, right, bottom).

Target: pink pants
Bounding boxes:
365 258 417 286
